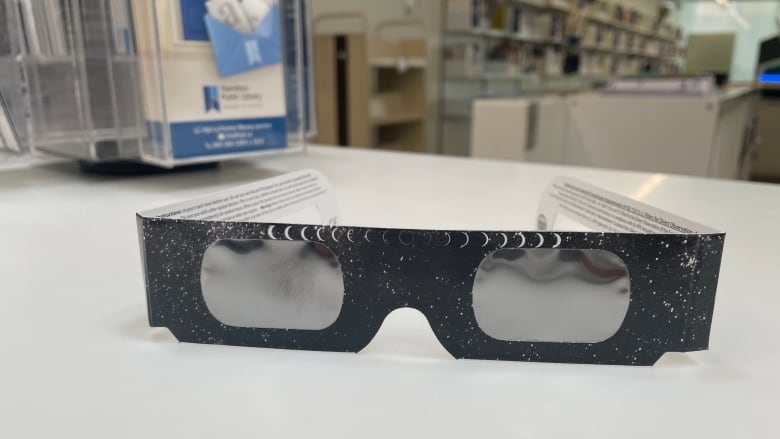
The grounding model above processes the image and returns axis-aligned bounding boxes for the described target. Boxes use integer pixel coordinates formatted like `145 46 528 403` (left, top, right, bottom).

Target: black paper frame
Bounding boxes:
138 217 724 366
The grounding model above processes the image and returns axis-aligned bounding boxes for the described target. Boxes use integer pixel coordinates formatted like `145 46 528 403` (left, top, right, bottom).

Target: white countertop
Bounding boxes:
2 146 778 438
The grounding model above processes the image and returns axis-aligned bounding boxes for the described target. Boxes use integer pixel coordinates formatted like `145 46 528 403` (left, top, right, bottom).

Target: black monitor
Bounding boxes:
758 35 780 84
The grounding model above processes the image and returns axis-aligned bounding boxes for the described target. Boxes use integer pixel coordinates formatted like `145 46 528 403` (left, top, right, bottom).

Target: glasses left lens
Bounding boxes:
201 239 344 330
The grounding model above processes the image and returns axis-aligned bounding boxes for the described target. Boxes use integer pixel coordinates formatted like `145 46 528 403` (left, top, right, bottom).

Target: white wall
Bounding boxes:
678 1 780 82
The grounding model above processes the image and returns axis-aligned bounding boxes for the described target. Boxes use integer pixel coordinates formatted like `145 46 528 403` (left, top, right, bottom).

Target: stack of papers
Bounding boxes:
17 0 135 57
0 92 21 154
109 0 134 54
17 0 69 57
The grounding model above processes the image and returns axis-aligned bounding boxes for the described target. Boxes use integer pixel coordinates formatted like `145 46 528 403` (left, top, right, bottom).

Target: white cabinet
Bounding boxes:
470 88 758 179
566 89 756 179
471 96 568 163
752 97 780 181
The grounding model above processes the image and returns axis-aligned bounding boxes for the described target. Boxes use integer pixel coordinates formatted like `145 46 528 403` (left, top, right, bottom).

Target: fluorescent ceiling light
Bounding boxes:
714 0 751 30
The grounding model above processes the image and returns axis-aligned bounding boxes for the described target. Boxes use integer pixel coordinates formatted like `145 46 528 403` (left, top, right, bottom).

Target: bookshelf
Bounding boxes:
438 0 683 156
313 15 428 153
369 22 427 152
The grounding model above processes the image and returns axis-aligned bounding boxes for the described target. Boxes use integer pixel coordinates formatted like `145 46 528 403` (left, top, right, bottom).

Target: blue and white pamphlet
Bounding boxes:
133 0 288 161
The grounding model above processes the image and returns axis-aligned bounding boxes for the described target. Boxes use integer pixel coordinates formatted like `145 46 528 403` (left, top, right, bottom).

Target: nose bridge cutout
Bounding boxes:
359 308 455 361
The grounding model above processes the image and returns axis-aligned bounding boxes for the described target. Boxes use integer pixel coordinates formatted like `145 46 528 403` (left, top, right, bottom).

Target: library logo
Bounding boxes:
203 85 221 113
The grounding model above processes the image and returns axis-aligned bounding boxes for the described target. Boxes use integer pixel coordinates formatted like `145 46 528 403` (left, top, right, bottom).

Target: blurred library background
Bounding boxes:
309 0 780 182
1 0 780 182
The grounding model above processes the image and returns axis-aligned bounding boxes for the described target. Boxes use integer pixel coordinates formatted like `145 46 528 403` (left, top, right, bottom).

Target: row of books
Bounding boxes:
444 43 680 79
447 0 681 42
582 22 675 57
448 0 566 41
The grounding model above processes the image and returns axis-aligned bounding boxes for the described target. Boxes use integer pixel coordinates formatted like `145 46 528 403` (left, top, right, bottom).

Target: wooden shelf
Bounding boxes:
370 112 426 127
370 57 427 69
368 26 428 152
313 24 428 153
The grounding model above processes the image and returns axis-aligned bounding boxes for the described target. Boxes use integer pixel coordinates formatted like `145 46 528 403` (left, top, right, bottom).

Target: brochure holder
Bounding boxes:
0 0 309 170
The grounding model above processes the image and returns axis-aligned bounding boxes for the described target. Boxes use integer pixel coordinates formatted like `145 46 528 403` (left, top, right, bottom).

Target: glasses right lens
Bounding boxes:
472 249 631 343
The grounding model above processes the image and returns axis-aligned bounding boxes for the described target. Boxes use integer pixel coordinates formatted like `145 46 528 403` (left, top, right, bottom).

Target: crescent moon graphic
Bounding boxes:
442 232 451 246
518 232 526 248
284 226 293 241
267 225 277 240
499 233 509 248
460 232 470 249
331 227 340 243
382 231 391 245
300 226 310 241
316 227 325 241
535 233 545 248
553 233 562 248
347 229 355 243
481 232 490 247
364 230 374 243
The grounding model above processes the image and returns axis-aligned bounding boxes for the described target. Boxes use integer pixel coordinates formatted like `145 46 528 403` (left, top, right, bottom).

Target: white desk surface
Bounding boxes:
2 146 778 438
